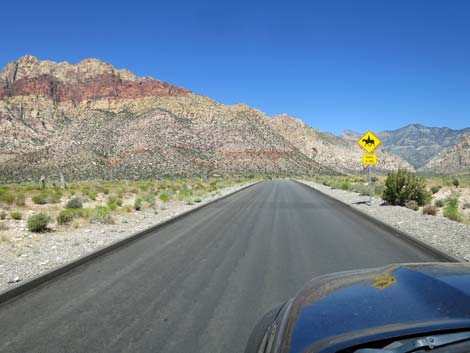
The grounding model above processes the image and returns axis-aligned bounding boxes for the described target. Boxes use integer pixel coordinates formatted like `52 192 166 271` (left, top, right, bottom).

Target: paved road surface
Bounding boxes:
0 180 443 353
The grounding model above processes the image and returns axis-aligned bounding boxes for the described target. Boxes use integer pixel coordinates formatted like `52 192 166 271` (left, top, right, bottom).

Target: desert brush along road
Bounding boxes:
0 180 445 353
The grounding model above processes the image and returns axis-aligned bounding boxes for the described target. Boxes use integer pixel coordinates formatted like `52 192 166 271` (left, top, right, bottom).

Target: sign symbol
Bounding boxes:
358 131 381 153
362 135 375 147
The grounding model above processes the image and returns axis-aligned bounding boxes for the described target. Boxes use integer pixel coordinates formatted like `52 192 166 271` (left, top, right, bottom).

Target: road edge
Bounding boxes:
0 181 262 306
294 180 460 263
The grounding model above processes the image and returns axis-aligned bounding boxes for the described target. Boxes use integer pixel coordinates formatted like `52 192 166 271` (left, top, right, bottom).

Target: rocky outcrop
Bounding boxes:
0 55 190 102
418 134 470 175
270 114 414 174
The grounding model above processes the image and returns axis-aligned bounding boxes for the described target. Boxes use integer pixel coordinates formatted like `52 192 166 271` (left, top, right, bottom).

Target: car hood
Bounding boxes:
281 263 470 353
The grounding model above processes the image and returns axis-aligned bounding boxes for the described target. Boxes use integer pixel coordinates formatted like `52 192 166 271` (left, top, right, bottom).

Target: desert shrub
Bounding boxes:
107 202 117 211
443 196 462 222
159 192 171 202
430 186 441 194
422 205 437 216
107 194 117 204
15 193 26 206
194 197 202 203
87 191 97 201
134 198 143 211
143 193 156 207
103 188 110 195
339 182 351 191
116 198 124 207
405 200 419 211
88 206 114 224
186 198 195 205
434 199 445 208
463 202 470 210
10 211 23 220
0 211 6 220
65 197 83 209
57 209 77 225
444 206 462 222
452 178 459 188
27 213 50 232
0 190 14 204
32 193 48 205
382 169 431 206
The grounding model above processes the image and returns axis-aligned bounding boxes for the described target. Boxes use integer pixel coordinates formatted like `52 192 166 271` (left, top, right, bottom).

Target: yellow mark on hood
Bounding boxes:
373 273 397 290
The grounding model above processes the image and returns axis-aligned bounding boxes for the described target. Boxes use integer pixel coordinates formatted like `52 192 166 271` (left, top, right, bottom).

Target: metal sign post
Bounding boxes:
358 132 381 206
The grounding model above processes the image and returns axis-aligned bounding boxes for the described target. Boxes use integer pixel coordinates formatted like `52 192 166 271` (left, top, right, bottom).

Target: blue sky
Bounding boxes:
2 0 470 134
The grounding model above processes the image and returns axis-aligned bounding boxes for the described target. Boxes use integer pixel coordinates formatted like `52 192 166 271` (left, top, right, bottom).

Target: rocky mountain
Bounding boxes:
342 124 470 169
269 115 414 174
0 55 329 182
0 55 420 182
418 134 470 175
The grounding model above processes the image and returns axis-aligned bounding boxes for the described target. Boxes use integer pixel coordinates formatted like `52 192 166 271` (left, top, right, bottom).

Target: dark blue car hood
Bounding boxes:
280 263 470 353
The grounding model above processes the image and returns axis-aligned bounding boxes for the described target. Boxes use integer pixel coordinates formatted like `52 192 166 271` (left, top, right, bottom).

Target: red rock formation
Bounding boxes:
0 74 190 102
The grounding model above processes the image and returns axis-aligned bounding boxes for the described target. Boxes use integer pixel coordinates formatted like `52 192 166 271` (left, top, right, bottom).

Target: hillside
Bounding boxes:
269 114 414 174
343 124 470 169
418 134 470 175
0 56 326 182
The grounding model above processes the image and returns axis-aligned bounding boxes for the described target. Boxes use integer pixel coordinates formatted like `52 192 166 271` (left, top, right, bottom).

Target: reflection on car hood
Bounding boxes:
283 263 470 353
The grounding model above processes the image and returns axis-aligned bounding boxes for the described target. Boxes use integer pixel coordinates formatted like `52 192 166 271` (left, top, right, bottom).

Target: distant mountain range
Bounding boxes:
0 55 468 182
342 125 470 173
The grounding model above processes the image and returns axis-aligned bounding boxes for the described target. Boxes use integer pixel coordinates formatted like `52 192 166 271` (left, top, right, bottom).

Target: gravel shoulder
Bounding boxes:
0 182 255 291
298 180 470 262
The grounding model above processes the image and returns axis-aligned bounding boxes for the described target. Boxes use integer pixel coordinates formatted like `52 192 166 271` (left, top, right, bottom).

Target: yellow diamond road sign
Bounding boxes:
358 131 381 153
363 153 377 165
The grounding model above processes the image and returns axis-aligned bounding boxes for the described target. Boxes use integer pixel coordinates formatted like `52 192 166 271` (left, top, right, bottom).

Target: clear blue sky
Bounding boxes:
2 0 470 134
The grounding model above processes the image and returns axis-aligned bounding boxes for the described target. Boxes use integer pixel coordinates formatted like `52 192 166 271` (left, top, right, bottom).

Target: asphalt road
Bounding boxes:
0 180 443 353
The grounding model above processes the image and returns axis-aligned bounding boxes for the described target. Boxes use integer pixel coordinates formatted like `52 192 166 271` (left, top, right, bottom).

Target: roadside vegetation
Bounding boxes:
0 178 254 235
306 172 470 224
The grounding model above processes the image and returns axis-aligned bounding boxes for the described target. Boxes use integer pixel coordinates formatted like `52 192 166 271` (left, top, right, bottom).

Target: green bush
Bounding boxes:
405 200 419 211
339 182 351 191
159 192 171 202
0 211 6 220
0 190 14 204
194 197 202 203
87 191 97 201
422 205 437 216
88 206 114 224
444 206 462 222
57 209 77 225
108 202 118 211
434 199 445 208
116 198 124 207
32 193 48 205
27 213 50 232
430 186 441 194
15 193 26 206
443 196 462 222
382 169 431 206
452 178 459 188
65 197 83 209
134 198 143 211
10 211 23 220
